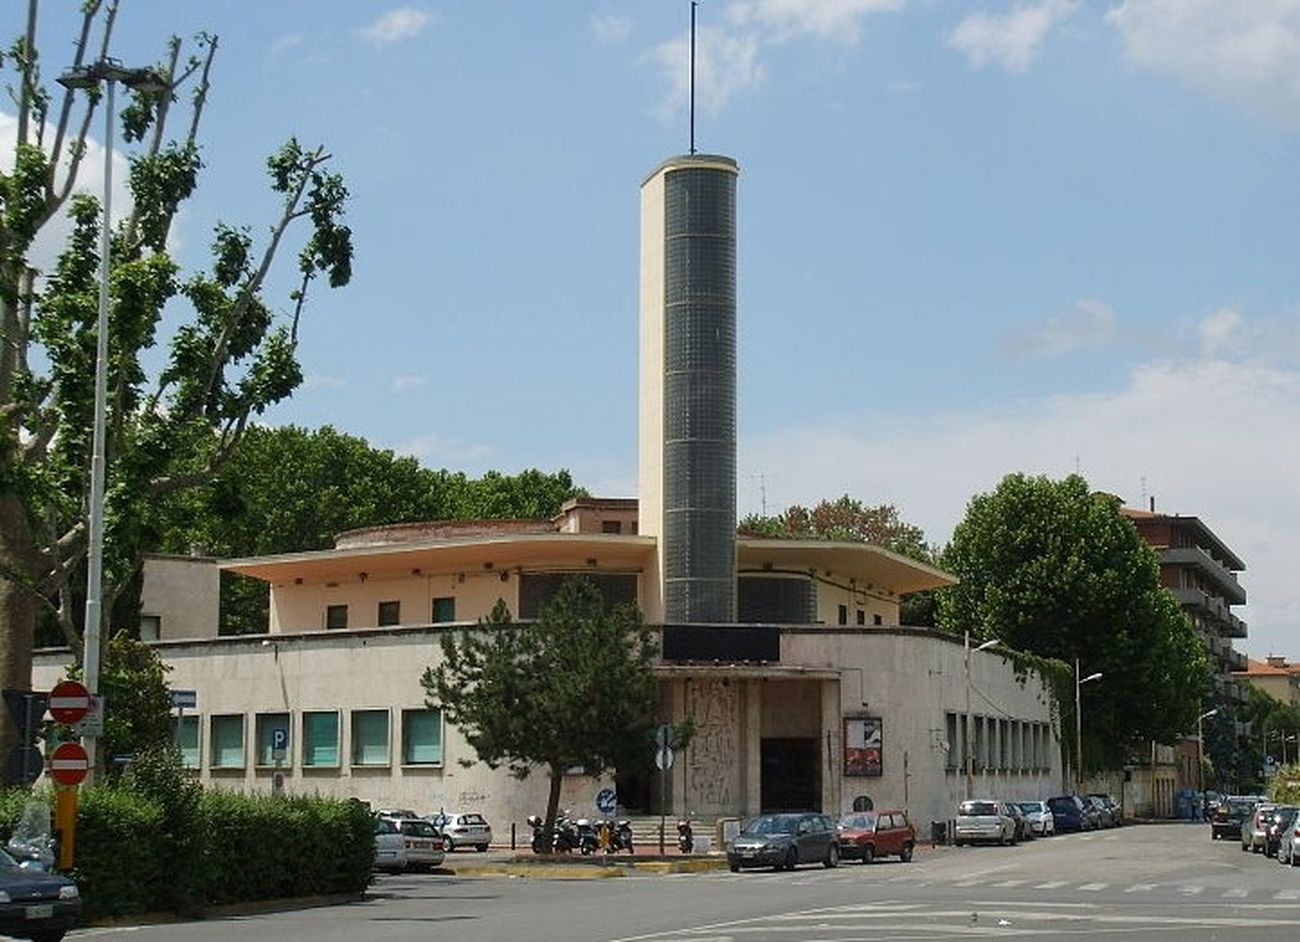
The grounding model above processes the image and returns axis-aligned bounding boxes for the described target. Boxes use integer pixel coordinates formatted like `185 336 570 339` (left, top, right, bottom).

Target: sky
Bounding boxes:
6 0 1300 660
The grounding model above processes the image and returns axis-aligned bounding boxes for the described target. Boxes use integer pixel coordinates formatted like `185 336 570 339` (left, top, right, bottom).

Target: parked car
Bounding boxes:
726 812 840 871
1018 800 1055 836
0 847 80 942
427 812 493 852
374 816 446 873
1264 806 1299 858
1003 801 1034 841
1212 795 1264 841
1277 813 1300 867
1243 803 1278 853
1088 793 1122 826
1046 795 1089 833
836 810 916 863
953 800 1017 846
1081 795 1114 828
376 808 420 821
1078 795 1106 830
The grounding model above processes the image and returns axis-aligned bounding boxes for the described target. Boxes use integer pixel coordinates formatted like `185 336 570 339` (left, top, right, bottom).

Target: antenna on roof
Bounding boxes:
690 1 698 155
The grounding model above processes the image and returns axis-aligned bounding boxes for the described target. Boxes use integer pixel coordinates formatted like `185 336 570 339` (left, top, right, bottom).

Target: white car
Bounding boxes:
1018 800 1055 836
953 800 1017 846
428 812 494 852
374 817 446 872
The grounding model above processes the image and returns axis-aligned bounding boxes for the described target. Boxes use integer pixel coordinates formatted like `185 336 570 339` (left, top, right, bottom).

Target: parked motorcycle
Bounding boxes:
597 819 635 854
528 811 580 854
676 818 694 854
527 814 547 854
576 818 599 855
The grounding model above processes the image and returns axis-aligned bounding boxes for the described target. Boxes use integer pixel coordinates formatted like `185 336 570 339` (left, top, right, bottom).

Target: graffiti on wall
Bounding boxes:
686 679 739 812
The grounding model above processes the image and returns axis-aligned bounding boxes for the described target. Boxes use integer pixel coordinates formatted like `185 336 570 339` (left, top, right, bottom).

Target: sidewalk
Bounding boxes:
440 846 728 878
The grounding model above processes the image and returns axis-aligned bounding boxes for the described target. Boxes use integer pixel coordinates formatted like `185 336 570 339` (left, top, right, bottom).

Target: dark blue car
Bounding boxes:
1047 795 1089 832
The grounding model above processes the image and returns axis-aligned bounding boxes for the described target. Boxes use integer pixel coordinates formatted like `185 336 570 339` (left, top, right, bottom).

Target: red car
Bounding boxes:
837 810 916 863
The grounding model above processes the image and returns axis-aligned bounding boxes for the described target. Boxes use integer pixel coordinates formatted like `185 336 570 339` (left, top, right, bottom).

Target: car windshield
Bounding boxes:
839 813 876 830
1019 802 1044 814
400 820 438 838
1225 799 1256 815
959 801 1000 816
744 815 797 835
459 814 487 826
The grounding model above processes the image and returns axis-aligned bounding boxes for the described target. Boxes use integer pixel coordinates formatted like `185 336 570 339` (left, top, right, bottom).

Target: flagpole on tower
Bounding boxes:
690 1 697 154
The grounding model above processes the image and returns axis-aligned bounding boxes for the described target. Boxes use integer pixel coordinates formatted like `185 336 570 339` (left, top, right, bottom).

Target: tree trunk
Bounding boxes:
0 492 39 759
543 763 564 853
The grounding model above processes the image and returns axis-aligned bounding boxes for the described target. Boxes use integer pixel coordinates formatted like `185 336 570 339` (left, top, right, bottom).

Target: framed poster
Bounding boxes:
844 716 883 777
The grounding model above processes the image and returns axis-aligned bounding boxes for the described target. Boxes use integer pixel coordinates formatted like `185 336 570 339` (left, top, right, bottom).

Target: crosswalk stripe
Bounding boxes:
1223 888 1248 898
1179 886 1205 895
1033 881 1069 888
1125 884 1156 893
1274 890 1300 900
1077 883 1108 891
992 879 1026 887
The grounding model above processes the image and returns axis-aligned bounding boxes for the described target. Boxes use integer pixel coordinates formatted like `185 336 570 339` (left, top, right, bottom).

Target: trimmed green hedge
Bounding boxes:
1 777 374 919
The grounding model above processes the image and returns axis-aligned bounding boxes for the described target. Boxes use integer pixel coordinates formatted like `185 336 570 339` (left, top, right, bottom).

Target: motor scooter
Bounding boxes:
676 818 694 854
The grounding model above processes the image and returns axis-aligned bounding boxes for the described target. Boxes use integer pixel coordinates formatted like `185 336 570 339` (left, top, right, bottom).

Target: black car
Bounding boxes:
0 850 80 942
727 812 840 872
1212 795 1265 841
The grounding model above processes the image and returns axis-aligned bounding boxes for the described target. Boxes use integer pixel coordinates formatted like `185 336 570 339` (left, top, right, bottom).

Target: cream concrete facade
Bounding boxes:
138 554 219 641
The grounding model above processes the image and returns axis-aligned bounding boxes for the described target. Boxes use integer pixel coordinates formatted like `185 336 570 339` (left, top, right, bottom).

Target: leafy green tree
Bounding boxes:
422 577 658 843
1 0 352 719
66 633 175 772
937 473 1210 771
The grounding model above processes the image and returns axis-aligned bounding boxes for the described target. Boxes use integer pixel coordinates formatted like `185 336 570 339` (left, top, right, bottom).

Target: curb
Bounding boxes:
448 864 626 879
87 892 365 928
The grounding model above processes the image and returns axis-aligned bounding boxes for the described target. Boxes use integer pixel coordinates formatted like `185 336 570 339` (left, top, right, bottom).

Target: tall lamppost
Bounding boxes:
56 59 167 775
1196 708 1219 797
964 631 1000 799
1074 658 1103 788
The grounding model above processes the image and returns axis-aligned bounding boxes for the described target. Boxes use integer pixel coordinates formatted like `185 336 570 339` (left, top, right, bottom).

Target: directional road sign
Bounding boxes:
48 680 91 725
49 742 90 786
596 788 618 815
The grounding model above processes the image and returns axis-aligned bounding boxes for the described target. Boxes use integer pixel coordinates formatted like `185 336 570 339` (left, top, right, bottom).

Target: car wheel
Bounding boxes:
782 848 798 871
475 844 489 852
861 844 874 864
27 931 66 942
444 838 456 853
730 862 741 872
900 842 914 863
824 844 839 869
954 840 964 848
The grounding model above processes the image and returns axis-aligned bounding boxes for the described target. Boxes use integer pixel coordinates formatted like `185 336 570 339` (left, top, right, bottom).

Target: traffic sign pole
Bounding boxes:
56 788 77 870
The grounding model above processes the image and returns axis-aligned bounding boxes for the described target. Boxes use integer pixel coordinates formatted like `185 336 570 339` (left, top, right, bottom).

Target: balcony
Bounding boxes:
1171 587 1246 636
1161 546 1246 605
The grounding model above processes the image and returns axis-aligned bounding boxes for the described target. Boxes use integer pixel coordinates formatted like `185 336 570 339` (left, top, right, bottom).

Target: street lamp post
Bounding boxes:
57 59 166 778
1074 658 1103 788
964 631 1000 800
1196 708 1219 797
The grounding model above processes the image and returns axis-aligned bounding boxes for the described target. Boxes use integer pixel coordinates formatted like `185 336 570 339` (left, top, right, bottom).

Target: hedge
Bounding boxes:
0 777 374 919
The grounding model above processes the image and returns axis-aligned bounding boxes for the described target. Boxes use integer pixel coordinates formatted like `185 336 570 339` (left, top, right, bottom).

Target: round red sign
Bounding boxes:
49 742 90 786
48 679 91 725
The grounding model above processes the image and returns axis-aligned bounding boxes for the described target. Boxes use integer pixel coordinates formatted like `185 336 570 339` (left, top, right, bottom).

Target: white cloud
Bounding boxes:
999 298 1118 358
0 111 135 279
947 0 1081 73
1108 0 1300 128
357 8 437 47
591 14 633 44
389 374 426 392
739 343 1300 659
727 0 911 43
648 25 765 120
395 432 492 466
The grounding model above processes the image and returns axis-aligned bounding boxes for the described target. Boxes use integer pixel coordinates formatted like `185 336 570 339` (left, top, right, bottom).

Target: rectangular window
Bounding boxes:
431 597 456 623
140 614 161 642
210 714 245 769
856 610 865 625
944 712 959 771
255 712 291 767
402 708 443 765
326 604 348 630
173 714 199 769
873 614 883 625
837 604 848 625
601 520 622 534
378 600 401 626
302 711 340 768
351 709 390 766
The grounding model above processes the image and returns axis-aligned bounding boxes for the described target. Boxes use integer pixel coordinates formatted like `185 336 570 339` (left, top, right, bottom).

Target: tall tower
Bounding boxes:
638 154 739 624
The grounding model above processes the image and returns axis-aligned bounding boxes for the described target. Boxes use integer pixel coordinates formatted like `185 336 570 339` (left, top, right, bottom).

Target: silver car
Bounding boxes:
1243 803 1277 853
1277 812 1300 866
1018 800 1055 836
428 811 493 852
953 799 1017 846
374 817 446 873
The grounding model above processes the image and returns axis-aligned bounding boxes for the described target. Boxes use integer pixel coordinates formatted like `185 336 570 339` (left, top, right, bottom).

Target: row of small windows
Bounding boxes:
837 605 883 626
943 713 1053 773
326 597 456 630
172 708 442 771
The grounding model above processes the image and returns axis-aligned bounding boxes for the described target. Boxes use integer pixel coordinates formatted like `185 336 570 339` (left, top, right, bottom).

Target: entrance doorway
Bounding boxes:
761 738 820 811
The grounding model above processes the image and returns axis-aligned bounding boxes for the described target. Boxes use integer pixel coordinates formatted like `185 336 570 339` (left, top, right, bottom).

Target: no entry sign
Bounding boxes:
48 679 91 725
49 742 90 786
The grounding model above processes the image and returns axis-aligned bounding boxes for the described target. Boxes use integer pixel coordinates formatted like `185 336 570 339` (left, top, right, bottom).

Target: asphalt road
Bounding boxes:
73 823 1300 941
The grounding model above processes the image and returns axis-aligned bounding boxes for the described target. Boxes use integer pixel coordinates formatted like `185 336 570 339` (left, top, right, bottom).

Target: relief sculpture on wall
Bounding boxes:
685 679 739 815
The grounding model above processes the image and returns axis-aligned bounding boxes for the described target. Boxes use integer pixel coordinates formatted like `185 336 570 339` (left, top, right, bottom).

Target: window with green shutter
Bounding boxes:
402 708 443 765
255 712 291 767
210 714 245 769
302 711 340 768
173 714 200 769
351 709 390 766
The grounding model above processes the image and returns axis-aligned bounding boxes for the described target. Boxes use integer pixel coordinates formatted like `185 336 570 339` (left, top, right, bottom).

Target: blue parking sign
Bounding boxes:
596 788 617 815
272 728 288 751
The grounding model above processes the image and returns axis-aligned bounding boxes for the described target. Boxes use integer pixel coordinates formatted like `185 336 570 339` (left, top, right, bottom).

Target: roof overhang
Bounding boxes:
737 538 956 595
